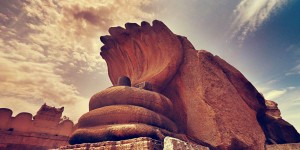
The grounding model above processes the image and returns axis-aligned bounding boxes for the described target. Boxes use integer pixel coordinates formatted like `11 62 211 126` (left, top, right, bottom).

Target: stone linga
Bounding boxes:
69 20 300 149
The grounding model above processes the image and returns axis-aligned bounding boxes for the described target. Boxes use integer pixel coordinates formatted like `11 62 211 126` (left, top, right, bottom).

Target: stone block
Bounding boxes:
163 137 209 150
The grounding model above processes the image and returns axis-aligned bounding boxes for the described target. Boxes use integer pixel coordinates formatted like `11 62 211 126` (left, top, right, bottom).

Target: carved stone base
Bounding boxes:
60 137 163 150
59 137 211 150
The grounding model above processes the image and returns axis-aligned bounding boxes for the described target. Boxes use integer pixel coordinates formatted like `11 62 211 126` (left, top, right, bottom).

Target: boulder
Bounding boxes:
262 100 300 144
162 39 266 149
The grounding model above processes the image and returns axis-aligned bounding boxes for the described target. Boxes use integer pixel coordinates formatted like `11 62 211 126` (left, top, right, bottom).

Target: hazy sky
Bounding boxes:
0 0 299 131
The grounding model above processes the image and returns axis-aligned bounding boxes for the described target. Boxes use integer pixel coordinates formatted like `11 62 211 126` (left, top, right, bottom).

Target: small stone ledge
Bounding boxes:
266 143 300 150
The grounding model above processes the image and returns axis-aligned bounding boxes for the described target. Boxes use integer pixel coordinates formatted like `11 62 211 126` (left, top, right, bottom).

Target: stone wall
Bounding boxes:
0 130 69 150
0 107 73 136
0 104 74 149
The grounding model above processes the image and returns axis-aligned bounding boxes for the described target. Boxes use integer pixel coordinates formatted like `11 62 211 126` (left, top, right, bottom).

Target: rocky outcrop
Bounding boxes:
69 20 300 149
265 100 281 119
262 100 300 144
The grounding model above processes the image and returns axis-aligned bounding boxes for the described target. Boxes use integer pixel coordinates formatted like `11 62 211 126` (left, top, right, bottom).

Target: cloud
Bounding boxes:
264 89 287 100
266 79 279 85
0 54 88 119
0 0 157 122
285 64 300 76
230 0 287 42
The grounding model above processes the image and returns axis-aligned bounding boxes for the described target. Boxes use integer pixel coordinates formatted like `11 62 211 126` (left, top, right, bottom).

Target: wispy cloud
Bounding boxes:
0 0 157 121
264 89 287 100
285 64 300 76
230 0 287 43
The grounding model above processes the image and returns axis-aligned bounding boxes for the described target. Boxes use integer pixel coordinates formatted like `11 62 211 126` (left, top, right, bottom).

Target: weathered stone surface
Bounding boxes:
62 137 163 150
164 137 209 150
265 100 281 119
100 20 183 92
213 55 266 113
266 143 300 150
162 46 266 149
63 137 212 150
263 115 300 144
258 100 300 144
0 104 74 149
0 130 69 150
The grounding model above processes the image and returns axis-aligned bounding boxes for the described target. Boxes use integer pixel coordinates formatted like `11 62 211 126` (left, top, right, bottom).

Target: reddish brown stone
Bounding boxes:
265 100 281 119
89 86 174 118
0 104 74 149
262 100 300 144
64 137 163 150
162 46 266 149
70 86 182 145
78 105 178 132
100 20 184 92
70 20 300 149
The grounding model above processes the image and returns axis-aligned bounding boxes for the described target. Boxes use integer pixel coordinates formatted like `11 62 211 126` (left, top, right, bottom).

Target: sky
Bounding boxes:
0 0 299 131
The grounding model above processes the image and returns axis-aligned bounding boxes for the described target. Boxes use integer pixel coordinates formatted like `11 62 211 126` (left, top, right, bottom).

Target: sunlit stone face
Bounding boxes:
69 85 179 144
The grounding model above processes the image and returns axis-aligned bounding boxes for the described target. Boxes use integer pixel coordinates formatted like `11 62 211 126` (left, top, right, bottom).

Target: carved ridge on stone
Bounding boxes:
100 20 184 92
77 105 178 132
89 86 174 119
70 84 180 145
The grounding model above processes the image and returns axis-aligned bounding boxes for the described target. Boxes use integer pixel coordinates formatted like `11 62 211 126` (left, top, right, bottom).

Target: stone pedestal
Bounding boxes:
60 137 210 150
60 137 163 150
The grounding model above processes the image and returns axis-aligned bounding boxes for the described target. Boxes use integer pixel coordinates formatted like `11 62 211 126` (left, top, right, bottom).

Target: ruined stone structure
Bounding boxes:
0 104 74 150
68 20 300 149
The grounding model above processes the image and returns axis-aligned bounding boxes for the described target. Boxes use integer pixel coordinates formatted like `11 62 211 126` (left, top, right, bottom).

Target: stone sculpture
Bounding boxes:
69 20 300 149
69 77 185 144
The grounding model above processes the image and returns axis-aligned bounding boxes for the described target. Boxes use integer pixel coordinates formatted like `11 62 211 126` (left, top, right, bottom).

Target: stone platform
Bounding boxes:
60 137 163 150
59 137 210 150
59 136 300 150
